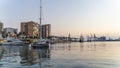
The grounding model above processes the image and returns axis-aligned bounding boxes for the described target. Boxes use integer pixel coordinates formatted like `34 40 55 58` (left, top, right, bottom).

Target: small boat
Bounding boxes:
31 39 49 48
2 38 24 45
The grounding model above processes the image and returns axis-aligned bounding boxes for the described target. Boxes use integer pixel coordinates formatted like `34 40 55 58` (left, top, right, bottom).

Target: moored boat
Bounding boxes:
31 0 50 48
2 38 24 45
31 39 50 48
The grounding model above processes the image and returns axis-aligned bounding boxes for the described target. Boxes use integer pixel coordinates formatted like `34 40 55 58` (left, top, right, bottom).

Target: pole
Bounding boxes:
39 0 42 40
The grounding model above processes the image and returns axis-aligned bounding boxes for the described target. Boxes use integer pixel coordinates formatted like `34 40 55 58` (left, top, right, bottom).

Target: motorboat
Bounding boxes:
31 39 49 48
2 38 24 45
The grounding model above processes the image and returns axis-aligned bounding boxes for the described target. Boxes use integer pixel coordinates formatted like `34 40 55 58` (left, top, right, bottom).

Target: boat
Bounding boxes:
2 38 24 45
32 39 50 48
31 0 49 48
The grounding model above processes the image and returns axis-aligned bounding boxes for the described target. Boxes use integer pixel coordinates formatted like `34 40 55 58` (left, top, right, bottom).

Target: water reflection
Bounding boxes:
1 45 20 63
0 42 120 68
20 45 51 66
0 46 3 67
0 44 51 68
51 42 107 52
80 43 84 51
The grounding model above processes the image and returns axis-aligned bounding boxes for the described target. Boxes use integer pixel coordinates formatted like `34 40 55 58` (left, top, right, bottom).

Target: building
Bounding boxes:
3 28 17 37
0 21 3 34
79 35 84 42
21 21 39 37
42 24 51 39
98 36 106 41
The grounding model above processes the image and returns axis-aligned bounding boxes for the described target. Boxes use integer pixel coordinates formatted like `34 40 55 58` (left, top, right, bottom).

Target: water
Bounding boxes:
0 42 120 68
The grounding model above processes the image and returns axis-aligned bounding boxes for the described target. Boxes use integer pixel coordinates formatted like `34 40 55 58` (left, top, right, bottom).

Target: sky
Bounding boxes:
0 0 120 38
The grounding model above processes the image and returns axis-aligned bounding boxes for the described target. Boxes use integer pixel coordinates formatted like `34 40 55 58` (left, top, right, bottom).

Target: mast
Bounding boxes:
39 0 42 40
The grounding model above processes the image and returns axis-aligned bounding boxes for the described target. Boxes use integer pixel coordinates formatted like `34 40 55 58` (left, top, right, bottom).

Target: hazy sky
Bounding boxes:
0 0 120 37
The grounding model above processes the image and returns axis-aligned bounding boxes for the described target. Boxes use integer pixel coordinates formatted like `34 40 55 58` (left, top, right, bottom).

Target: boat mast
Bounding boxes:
39 0 42 40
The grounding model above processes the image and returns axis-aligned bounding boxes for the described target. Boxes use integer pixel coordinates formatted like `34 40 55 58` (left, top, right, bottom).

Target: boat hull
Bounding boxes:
31 43 49 48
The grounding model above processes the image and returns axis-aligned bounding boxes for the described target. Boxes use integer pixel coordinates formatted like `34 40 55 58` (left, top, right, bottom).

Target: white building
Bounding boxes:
3 28 17 37
0 21 3 34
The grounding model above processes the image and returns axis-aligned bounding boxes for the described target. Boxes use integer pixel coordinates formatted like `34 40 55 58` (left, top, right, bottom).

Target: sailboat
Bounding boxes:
31 0 49 48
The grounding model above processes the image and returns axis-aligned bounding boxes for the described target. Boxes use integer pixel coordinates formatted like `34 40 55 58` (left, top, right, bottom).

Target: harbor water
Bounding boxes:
0 42 120 68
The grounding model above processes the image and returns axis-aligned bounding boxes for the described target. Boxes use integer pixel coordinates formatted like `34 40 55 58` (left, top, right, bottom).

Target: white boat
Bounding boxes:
32 39 49 47
2 38 24 45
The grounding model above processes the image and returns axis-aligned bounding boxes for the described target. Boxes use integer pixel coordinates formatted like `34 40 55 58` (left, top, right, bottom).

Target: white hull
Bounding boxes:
31 39 50 48
2 38 24 45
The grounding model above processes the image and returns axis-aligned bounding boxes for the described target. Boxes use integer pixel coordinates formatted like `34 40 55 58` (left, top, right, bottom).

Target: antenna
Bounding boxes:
40 0 42 25
39 0 42 40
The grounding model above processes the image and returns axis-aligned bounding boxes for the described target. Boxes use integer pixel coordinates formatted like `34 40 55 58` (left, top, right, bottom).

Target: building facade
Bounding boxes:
42 24 51 39
0 21 3 34
3 28 17 37
21 21 39 37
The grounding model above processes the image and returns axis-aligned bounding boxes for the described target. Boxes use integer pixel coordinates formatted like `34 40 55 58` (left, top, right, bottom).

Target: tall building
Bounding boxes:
42 24 51 39
21 21 39 37
0 21 3 34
